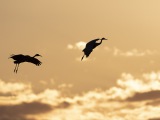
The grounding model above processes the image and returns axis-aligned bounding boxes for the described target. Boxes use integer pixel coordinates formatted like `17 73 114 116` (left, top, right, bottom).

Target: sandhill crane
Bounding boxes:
9 54 42 73
81 37 107 61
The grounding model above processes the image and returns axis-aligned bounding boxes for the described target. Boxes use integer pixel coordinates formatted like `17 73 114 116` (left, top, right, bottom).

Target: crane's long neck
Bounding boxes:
33 55 37 58
97 40 103 45
100 40 103 44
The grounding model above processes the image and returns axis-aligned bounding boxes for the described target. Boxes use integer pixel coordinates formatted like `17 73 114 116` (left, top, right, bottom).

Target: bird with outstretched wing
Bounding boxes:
9 54 42 73
81 37 107 61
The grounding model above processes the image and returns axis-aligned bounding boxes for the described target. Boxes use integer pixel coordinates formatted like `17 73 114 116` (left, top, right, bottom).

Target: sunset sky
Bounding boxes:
1 0 160 120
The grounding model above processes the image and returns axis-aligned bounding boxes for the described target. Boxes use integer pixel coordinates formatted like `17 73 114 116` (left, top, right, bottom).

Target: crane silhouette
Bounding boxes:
9 54 42 73
81 37 107 61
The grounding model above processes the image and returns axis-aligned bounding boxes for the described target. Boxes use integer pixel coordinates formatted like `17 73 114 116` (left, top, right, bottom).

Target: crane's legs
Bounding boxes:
14 64 17 73
16 64 19 73
81 54 85 61
14 64 19 73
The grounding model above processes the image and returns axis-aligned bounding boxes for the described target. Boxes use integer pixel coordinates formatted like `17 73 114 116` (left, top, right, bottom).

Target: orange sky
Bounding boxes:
0 0 160 119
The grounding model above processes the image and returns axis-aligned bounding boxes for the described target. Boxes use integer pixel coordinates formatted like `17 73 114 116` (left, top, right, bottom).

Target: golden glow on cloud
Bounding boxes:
67 41 86 50
0 79 30 94
0 71 160 119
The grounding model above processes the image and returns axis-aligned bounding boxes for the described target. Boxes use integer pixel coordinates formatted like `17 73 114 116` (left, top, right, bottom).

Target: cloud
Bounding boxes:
67 41 86 50
146 99 160 106
55 101 71 109
0 79 73 120
0 101 52 120
149 117 160 120
103 46 158 57
34 71 160 120
50 71 160 120
0 79 31 95
67 43 158 61
1 71 160 120
112 47 158 57
106 72 160 100
126 90 160 101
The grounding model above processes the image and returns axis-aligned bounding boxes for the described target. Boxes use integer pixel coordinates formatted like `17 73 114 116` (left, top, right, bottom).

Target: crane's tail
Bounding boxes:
81 54 85 61
8 54 15 59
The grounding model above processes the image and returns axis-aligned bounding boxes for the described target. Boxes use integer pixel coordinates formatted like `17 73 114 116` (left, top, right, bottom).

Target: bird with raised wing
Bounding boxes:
9 54 42 73
81 37 107 61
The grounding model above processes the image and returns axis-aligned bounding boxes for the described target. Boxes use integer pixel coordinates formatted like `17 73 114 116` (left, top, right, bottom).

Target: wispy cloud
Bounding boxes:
67 42 158 57
67 42 158 60
112 47 158 57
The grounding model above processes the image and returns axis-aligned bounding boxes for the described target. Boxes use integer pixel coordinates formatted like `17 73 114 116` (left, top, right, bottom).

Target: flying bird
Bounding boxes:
9 54 42 73
81 37 107 61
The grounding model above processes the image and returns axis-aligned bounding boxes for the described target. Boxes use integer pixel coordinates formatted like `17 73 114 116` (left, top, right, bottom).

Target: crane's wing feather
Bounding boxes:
83 48 93 57
85 39 100 50
26 57 42 66
86 40 97 48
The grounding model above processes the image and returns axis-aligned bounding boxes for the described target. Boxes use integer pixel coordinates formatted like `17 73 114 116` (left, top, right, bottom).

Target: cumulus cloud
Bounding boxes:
38 71 160 120
126 90 160 101
0 79 31 95
106 72 160 100
67 41 86 50
1 71 160 120
0 80 73 120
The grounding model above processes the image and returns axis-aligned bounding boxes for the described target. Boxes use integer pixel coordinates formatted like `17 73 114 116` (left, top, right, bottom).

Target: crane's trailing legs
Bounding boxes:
81 54 85 61
14 63 19 73
13 64 17 73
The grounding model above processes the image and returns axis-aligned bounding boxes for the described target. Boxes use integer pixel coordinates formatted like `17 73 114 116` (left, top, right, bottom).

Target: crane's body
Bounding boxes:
81 38 107 61
9 54 42 73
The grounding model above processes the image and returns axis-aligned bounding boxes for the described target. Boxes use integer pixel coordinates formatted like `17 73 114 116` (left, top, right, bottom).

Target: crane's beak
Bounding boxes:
37 54 42 57
101 37 107 40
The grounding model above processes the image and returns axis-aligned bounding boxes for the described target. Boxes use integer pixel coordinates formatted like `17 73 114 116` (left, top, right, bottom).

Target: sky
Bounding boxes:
0 0 160 119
